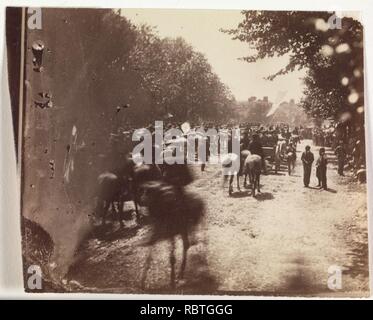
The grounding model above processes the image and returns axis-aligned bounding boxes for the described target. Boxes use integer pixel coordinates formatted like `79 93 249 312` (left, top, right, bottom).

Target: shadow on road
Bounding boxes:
325 188 337 193
141 238 220 295
229 190 275 201
96 224 141 242
176 250 220 294
270 172 286 176
255 192 274 201
230 190 251 198
280 257 331 296
307 186 320 190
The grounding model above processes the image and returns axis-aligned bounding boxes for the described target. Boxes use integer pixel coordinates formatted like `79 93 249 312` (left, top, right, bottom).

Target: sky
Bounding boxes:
121 9 308 103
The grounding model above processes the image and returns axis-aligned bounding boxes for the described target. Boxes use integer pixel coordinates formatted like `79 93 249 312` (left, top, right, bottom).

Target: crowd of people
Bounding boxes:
312 124 366 177
110 119 366 195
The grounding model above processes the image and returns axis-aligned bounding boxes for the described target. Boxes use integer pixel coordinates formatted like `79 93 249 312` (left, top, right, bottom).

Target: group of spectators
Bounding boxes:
112 119 365 185
311 123 366 181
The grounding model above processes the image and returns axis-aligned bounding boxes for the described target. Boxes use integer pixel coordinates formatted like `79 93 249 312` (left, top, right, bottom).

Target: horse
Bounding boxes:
242 153 262 197
95 171 138 227
94 154 163 227
138 180 205 289
221 150 250 195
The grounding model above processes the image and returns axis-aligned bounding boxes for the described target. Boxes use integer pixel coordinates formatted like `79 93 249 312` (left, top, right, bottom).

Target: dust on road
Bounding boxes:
68 139 369 296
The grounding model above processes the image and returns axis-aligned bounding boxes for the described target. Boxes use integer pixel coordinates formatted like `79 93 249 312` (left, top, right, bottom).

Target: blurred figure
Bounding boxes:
352 140 362 170
285 142 297 175
160 148 194 192
334 141 346 176
316 147 328 190
301 145 314 187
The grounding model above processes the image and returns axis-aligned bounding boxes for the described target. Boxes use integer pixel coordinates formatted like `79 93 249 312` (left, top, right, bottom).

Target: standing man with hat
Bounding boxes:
316 147 328 190
301 145 314 187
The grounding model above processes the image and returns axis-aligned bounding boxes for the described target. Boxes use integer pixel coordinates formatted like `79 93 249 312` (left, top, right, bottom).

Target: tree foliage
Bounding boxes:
223 11 364 126
62 10 235 127
127 24 235 123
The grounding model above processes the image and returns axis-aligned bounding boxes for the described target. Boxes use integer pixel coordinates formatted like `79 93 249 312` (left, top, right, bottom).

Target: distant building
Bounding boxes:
232 97 311 127
233 96 272 123
268 100 310 127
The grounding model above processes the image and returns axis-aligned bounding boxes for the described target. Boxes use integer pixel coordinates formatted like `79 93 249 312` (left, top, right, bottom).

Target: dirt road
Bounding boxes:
68 139 369 296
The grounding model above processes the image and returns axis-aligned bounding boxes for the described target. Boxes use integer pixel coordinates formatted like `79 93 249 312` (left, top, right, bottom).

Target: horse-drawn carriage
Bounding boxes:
263 145 286 174
262 138 296 175
263 146 276 164
261 133 279 173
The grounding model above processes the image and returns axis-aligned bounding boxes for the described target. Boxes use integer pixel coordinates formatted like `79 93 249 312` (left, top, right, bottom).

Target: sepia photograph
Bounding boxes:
4 6 369 297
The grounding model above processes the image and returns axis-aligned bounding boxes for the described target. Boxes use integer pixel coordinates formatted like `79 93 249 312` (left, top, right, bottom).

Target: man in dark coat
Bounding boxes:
249 133 264 158
249 133 266 174
316 147 328 190
301 145 314 187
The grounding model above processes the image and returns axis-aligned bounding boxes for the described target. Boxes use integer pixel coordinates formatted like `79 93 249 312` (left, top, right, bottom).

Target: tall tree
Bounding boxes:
128 25 235 123
223 11 364 131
